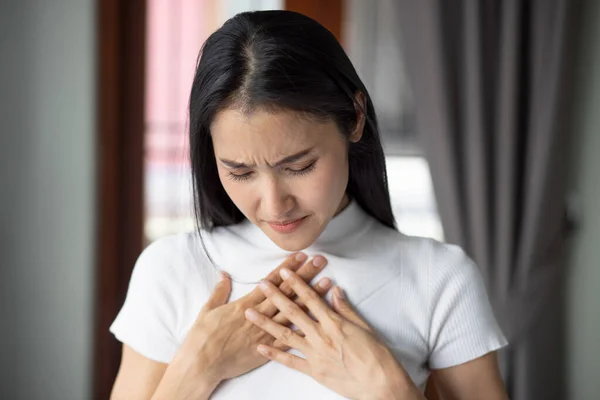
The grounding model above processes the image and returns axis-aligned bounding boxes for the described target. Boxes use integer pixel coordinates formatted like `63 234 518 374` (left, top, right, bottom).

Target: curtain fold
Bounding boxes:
394 1 577 398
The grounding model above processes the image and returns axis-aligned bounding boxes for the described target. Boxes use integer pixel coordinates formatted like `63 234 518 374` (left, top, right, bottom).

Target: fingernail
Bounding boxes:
335 286 345 299
245 308 259 320
295 253 308 262
312 256 326 268
258 281 269 291
318 278 331 288
220 271 230 281
280 268 291 279
257 344 269 355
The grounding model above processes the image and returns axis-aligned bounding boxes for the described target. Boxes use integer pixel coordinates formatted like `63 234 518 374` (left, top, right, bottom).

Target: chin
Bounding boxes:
258 215 324 251
268 234 316 252
262 222 323 251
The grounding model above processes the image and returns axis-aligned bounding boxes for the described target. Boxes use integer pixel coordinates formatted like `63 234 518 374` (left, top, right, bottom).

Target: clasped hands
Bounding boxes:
155 253 423 400
244 255 422 400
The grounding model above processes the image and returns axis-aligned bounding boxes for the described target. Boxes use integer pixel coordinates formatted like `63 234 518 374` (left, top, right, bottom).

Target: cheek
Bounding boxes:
299 158 349 207
217 169 253 211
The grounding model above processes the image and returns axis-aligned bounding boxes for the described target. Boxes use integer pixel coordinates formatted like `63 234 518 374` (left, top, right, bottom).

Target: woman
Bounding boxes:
110 10 508 400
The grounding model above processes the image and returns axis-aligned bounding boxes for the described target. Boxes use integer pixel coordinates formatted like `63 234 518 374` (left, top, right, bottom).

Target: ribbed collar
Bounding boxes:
237 199 373 252
203 200 376 285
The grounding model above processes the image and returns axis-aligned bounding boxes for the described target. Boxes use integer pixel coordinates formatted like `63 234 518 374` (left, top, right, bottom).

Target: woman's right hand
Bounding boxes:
152 253 330 399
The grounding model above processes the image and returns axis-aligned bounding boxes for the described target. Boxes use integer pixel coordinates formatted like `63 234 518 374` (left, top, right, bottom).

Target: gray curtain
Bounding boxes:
395 1 577 399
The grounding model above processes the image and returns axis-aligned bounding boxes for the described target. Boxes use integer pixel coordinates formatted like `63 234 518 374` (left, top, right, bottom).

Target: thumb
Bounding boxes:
332 286 372 332
202 272 232 313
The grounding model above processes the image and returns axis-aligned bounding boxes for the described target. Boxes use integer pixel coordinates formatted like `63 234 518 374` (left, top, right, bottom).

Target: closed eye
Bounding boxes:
227 171 253 181
226 160 317 182
286 161 316 176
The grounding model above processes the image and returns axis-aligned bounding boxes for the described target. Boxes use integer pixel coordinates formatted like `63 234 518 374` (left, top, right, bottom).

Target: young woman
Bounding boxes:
109 10 508 400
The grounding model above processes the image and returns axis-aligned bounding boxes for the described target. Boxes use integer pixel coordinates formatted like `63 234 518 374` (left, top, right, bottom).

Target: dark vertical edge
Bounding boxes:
93 0 146 398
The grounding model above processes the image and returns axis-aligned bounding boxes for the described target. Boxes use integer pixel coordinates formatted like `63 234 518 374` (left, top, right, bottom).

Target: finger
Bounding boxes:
272 329 306 351
244 308 310 354
257 256 328 318
201 272 232 313
245 253 308 304
332 286 372 332
256 281 320 338
272 277 331 325
278 256 327 298
256 344 311 375
277 267 337 325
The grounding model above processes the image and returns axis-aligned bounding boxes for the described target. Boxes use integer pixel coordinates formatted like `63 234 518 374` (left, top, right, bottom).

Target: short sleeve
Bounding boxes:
109 238 180 363
427 242 508 370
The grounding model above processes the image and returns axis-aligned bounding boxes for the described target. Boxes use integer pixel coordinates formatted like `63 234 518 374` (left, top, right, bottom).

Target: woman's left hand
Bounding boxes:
244 267 424 400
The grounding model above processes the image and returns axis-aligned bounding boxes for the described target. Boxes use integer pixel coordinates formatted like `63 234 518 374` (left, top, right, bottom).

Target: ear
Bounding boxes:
350 91 367 143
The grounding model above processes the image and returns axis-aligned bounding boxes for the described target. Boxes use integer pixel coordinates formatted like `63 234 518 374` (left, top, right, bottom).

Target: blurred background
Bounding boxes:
0 0 598 399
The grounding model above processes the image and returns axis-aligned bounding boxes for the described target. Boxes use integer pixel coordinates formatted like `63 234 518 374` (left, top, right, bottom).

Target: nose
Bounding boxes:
261 175 295 220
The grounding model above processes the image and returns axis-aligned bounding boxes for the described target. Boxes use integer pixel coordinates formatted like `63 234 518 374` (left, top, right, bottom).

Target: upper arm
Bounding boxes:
428 352 507 400
424 242 509 399
109 238 182 364
110 344 169 400
427 242 507 369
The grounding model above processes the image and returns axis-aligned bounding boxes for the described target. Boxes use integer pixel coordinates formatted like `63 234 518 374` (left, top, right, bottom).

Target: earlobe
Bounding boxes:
351 92 367 143
349 127 363 143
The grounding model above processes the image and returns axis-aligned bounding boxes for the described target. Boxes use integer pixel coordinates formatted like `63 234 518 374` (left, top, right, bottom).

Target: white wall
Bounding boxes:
567 1 600 399
0 1 96 399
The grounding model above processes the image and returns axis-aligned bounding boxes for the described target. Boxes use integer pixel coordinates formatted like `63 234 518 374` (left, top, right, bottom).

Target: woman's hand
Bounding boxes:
153 253 332 400
244 268 425 400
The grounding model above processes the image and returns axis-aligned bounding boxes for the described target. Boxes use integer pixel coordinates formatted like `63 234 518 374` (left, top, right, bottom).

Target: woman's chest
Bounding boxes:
177 254 431 394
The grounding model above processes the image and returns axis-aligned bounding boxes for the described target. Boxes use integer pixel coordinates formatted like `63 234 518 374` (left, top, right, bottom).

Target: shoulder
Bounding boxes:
380 232 483 302
131 231 211 286
422 239 483 297
389 233 480 287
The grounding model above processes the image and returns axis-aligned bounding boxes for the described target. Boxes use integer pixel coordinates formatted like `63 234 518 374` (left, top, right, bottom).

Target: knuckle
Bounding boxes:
266 274 282 287
232 302 245 315
285 273 298 285
330 314 344 331
279 283 293 297
303 294 320 309
286 354 296 368
305 289 319 301
296 265 315 278
279 327 294 343
285 303 299 318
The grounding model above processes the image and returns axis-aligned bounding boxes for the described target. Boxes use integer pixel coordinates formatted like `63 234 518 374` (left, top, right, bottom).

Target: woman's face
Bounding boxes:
211 108 358 251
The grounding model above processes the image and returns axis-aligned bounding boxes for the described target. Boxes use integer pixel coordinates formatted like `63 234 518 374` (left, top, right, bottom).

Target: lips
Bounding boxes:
267 216 307 234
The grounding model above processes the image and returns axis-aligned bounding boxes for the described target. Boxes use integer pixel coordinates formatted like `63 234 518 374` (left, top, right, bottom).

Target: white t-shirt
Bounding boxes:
110 201 507 398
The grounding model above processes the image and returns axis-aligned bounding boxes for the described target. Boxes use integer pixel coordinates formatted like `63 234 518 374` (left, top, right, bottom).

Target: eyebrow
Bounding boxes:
219 147 315 169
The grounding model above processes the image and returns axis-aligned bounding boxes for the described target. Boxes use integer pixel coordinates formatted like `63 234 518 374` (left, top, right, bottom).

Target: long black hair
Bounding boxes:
189 10 396 232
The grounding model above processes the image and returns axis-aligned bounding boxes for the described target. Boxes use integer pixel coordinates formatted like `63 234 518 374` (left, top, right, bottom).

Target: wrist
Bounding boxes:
153 355 222 400
371 353 424 400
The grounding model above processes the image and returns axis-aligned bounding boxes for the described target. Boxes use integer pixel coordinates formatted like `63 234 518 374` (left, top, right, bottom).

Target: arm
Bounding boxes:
426 243 508 399
110 344 220 400
427 352 507 400
151 354 220 400
110 248 331 399
110 345 168 400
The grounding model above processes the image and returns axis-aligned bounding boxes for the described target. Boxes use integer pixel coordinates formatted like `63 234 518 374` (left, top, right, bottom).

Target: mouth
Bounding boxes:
267 216 308 234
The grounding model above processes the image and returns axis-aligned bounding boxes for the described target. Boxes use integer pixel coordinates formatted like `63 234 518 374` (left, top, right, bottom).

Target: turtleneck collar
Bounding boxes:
237 199 373 252
202 200 376 285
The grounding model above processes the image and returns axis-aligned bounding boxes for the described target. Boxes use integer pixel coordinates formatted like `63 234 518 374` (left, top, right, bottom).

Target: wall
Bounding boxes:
0 1 96 399
567 1 600 399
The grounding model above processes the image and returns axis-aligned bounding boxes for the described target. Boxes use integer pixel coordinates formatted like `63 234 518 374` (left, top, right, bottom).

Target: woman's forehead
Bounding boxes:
210 108 345 166
211 108 337 146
